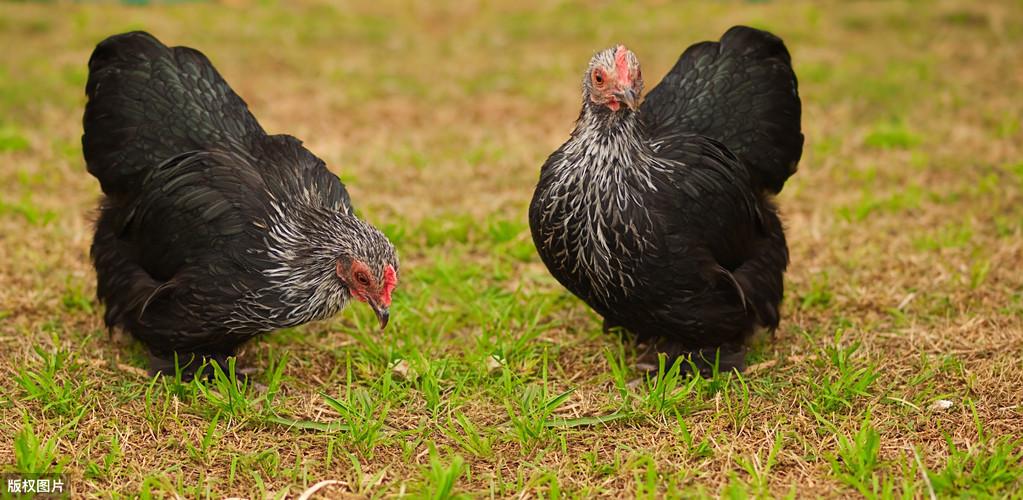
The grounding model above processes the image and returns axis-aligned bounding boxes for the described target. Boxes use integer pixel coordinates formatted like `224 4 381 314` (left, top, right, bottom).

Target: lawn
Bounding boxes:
1 0 1022 497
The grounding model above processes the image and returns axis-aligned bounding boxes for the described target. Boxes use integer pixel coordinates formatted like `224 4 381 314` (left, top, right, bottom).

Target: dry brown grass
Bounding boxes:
1 0 1021 497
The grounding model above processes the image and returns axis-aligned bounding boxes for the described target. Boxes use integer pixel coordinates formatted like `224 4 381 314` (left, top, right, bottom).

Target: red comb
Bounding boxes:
614 45 630 85
381 265 398 306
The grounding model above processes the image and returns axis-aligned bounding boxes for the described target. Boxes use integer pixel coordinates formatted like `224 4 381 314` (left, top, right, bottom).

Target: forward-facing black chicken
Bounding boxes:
529 26 802 374
84 32 399 376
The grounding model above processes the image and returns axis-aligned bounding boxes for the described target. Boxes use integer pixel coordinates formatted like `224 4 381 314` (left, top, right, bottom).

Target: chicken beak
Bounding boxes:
371 302 390 330
614 87 638 110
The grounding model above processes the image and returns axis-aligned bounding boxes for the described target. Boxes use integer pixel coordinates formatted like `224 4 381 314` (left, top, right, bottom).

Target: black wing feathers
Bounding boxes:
652 134 788 332
655 135 759 268
122 151 261 282
642 26 803 194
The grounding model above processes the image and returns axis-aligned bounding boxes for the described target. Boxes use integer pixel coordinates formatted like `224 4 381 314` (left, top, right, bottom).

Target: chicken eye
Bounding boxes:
593 70 604 85
356 272 370 286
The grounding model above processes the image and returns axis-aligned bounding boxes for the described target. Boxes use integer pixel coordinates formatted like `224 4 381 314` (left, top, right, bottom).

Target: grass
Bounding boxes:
1 0 1022 497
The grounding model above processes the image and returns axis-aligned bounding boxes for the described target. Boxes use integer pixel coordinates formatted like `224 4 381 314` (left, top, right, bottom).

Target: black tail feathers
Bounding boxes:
83 31 263 199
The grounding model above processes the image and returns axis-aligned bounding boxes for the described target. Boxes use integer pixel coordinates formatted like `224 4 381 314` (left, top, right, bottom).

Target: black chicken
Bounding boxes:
529 26 802 374
84 32 399 376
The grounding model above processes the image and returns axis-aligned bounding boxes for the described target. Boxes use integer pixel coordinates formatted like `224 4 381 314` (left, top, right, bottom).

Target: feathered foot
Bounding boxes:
147 351 251 382
633 340 747 378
